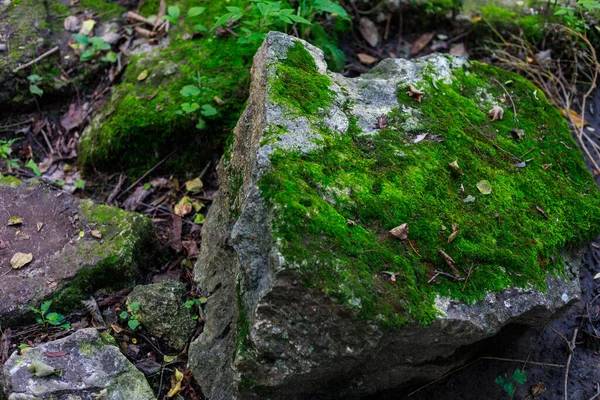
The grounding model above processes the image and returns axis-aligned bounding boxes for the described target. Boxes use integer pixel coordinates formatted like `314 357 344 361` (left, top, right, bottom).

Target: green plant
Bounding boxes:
162 5 208 33
495 368 527 397
72 34 116 62
177 80 218 130
25 159 41 176
554 0 600 33
27 74 43 96
0 138 19 160
74 179 85 190
119 301 141 330
31 301 71 330
184 296 207 320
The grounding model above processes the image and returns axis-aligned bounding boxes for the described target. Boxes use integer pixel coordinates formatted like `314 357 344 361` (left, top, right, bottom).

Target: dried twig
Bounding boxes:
117 150 176 199
126 11 155 27
437 249 462 278
564 328 578 400
13 46 59 73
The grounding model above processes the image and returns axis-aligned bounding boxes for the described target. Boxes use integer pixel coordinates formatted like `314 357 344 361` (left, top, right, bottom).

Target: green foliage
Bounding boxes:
27 74 43 96
120 301 141 330
0 138 19 159
74 179 85 190
496 369 527 396
73 34 114 62
177 79 219 129
31 300 70 330
25 159 41 176
554 0 600 33
184 296 207 319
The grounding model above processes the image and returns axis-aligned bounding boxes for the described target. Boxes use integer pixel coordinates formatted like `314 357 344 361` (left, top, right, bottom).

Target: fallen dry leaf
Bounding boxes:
167 368 184 398
390 223 409 241
413 133 428 143
8 216 22 226
90 230 102 239
488 105 504 121
213 96 225 106
11 252 33 269
406 85 424 103
448 223 460 243
174 196 193 217
60 103 84 132
359 17 379 47
438 249 462 278
449 42 468 57
448 160 464 175
185 177 204 193
137 69 149 81
561 108 589 129
36 222 43 232
542 164 552 170
531 382 546 397
356 53 378 65
476 180 492 195
411 32 435 55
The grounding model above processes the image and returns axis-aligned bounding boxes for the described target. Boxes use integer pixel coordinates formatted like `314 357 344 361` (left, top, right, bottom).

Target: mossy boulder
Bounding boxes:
0 184 155 328
188 32 600 398
3 328 155 399
0 0 125 110
127 280 196 350
77 0 257 177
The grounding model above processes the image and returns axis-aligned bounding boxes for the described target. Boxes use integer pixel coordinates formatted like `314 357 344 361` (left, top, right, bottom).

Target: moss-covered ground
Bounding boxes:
78 0 257 177
260 47 600 327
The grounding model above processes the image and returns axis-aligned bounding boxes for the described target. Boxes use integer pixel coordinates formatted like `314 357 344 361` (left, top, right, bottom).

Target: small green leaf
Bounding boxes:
143 182 152 190
46 312 59 322
101 51 118 63
193 213 205 224
167 5 181 19
195 119 206 130
72 33 90 45
199 296 208 304
74 179 85 190
55 179 65 188
41 301 52 315
187 6 205 17
29 85 43 96
504 381 515 396
184 300 194 308
120 311 129 319
80 48 96 62
162 15 177 24
193 24 207 32
128 319 140 330
512 368 527 384
201 104 217 117
26 160 41 176
90 36 111 51
180 85 201 97
181 102 200 113
129 301 141 312
60 322 71 330
27 74 42 83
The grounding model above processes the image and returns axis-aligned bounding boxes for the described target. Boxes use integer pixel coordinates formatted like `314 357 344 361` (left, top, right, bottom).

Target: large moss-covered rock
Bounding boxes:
78 1 257 177
0 0 124 110
3 328 155 399
0 183 155 328
127 280 196 350
188 32 600 398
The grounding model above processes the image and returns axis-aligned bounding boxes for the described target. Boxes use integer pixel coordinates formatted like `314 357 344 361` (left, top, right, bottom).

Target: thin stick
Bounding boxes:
106 174 126 205
126 11 155 27
13 46 59 73
492 78 518 125
0 118 33 131
153 0 166 31
546 324 575 352
564 328 578 400
117 150 176 199
481 356 565 368
461 264 475 292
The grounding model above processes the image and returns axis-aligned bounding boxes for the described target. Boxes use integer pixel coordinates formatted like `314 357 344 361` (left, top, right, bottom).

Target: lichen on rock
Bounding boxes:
188 32 600 398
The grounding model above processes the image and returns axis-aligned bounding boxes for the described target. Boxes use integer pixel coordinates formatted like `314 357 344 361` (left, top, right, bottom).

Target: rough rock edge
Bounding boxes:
189 32 582 399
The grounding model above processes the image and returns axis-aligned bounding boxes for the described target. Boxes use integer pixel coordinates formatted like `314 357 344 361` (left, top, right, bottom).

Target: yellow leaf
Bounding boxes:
167 368 184 398
111 324 124 333
11 252 33 269
80 19 96 35
174 196 193 217
185 177 204 193
137 69 149 81
561 108 588 129
7 216 22 226
471 16 482 23
526 56 534 63
79 231 85 238
163 354 177 363
356 53 378 65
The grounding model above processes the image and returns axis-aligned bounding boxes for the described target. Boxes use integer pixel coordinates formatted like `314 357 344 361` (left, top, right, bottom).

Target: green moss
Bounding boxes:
259 59 600 328
0 175 23 188
78 0 124 17
51 201 154 312
270 42 334 115
78 0 255 177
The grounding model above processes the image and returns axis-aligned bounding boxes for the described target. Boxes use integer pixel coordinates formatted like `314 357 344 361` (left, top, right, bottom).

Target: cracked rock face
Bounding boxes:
188 32 598 399
3 329 155 400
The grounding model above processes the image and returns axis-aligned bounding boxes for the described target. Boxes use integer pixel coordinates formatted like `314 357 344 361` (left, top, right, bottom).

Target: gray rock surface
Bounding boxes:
0 183 155 328
188 32 598 399
127 280 197 350
3 328 155 399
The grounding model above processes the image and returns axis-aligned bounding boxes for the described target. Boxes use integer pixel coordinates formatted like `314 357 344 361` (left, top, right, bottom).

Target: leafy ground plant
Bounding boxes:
184 296 207 320
120 301 141 330
495 368 527 396
31 301 70 330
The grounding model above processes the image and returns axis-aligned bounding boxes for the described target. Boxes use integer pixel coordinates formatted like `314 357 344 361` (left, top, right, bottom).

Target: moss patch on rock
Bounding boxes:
78 0 257 177
260 56 600 327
